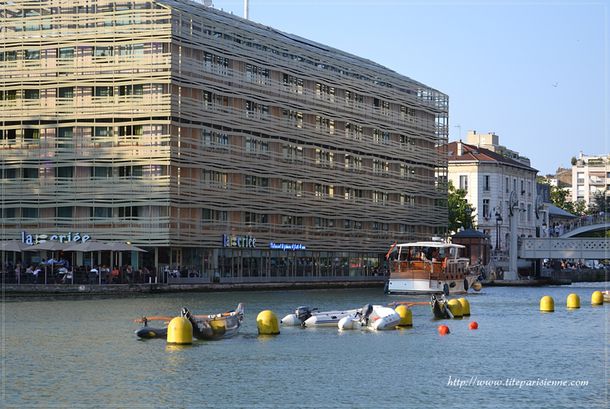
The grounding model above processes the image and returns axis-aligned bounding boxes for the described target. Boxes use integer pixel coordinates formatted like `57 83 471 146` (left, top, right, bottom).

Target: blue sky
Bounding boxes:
214 0 608 175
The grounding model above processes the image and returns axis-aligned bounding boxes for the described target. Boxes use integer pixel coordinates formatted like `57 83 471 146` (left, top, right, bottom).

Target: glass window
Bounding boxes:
24 89 40 99
23 168 39 178
459 175 468 191
57 47 74 59
24 50 40 60
23 129 40 140
55 166 74 178
94 46 113 57
2 168 17 179
56 207 73 218
58 87 74 99
22 208 39 218
94 86 113 97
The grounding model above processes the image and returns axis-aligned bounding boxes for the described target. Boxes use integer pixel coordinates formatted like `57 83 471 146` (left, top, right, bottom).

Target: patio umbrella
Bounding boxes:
106 242 147 252
23 241 73 284
64 241 114 285
0 240 29 252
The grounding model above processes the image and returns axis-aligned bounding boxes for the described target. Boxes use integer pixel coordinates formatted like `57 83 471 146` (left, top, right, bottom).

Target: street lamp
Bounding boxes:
495 212 503 251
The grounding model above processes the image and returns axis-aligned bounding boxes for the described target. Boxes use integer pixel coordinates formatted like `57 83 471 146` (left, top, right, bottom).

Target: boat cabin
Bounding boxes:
387 242 469 281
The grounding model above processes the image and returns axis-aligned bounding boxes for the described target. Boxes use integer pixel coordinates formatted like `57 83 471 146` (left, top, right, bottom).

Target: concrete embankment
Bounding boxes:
1 280 386 297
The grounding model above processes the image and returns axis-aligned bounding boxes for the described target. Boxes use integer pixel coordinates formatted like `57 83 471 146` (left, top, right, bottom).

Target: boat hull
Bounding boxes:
386 276 478 295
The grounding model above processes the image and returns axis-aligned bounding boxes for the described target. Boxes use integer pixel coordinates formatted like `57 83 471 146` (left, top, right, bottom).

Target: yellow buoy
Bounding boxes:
257 310 280 335
540 295 554 312
458 298 471 316
394 305 413 327
472 281 482 292
167 316 193 344
566 293 580 309
447 299 463 318
591 291 604 306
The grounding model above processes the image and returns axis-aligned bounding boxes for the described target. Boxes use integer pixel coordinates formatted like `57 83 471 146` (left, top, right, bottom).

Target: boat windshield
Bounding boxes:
396 245 459 261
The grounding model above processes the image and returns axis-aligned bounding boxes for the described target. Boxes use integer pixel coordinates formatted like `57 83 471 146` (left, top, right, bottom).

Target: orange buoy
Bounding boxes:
469 321 478 330
437 325 450 336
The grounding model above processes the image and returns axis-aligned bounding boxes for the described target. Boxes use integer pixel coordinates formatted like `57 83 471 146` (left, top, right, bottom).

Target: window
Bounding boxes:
22 208 39 218
282 144 303 162
56 207 73 218
91 167 113 178
2 51 17 61
202 208 228 222
520 180 524 195
459 175 468 191
527 181 532 197
202 170 228 188
505 177 509 193
281 180 303 197
57 47 74 59
245 137 269 155
23 129 40 140
484 175 490 191
58 87 74 99
483 199 490 219
94 127 112 137
119 85 144 96
94 46 113 57
95 86 113 97
244 175 268 188
281 215 303 225
91 207 112 218
24 49 40 60
55 167 73 178
24 89 40 99
57 127 73 139
118 207 139 218
1 165 16 178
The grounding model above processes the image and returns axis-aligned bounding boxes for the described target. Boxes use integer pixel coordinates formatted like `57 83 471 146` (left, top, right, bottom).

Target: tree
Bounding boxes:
550 185 575 214
447 180 476 233
588 191 610 215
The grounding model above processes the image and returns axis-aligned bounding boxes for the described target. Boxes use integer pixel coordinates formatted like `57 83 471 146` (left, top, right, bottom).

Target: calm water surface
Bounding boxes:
3 283 608 408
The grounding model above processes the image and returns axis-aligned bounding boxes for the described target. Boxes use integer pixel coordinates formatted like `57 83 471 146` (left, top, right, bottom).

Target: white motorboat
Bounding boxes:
281 306 359 327
385 241 480 295
338 304 401 331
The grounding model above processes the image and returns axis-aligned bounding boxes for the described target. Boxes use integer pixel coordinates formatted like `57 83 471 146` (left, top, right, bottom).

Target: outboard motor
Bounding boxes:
359 304 374 325
295 306 314 325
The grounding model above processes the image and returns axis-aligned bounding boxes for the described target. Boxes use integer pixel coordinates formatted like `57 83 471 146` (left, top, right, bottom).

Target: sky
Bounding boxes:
209 0 608 175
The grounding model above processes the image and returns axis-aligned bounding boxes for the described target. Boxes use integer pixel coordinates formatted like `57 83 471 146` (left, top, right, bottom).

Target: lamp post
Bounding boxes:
495 212 503 251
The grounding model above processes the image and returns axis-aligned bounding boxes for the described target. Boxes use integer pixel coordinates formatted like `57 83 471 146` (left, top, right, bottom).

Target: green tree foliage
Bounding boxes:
448 180 475 233
588 191 610 215
550 185 576 214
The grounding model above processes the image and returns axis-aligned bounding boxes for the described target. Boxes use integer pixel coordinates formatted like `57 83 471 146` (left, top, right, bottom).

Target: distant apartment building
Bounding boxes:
445 131 539 250
0 0 448 281
571 153 610 206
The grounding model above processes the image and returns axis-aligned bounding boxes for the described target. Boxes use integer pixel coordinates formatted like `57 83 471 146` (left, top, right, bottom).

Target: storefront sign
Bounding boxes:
269 242 306 251
222 234 256 248
21 231 91 245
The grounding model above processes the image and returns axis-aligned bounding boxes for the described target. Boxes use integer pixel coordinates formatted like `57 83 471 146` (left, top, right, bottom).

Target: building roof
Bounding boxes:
547 203 577 218
445 141 538 172
452 228 490 239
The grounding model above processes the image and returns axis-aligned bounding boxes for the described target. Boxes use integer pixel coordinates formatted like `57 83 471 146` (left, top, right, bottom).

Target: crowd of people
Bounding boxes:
1 260 156 285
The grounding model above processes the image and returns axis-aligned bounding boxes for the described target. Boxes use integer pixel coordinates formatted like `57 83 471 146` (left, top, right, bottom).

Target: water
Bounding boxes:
3 284 608 408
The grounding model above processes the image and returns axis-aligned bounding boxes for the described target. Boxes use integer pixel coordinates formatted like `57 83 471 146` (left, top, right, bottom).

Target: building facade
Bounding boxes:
445 131 539 251
571 152 610 206
1 0 448 282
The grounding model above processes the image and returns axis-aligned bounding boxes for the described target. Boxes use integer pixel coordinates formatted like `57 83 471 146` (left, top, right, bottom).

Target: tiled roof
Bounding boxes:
444 141 537 172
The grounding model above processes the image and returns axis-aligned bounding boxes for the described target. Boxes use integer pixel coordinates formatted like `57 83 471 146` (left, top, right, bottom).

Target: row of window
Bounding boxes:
1 165 166 179
0 85 148 101
0 45 147 62
457 174 533 197
1 206 420 232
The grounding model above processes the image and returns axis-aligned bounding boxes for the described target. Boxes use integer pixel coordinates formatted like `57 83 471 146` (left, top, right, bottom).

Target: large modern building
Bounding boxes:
445 131 539 251
1 0 448 282
571 152 610 206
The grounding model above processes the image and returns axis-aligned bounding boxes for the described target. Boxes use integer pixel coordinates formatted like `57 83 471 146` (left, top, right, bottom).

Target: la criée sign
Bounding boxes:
21 231 91 245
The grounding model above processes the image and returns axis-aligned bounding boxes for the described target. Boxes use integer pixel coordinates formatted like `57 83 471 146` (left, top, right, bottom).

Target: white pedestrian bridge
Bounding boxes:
520 237 610 259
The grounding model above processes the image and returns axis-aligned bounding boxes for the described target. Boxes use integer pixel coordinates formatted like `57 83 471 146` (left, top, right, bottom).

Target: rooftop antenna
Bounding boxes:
244 0 249 20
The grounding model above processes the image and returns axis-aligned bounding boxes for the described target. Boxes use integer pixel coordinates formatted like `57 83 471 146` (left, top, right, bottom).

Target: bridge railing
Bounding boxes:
544 213 609 237
520 237 610 259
